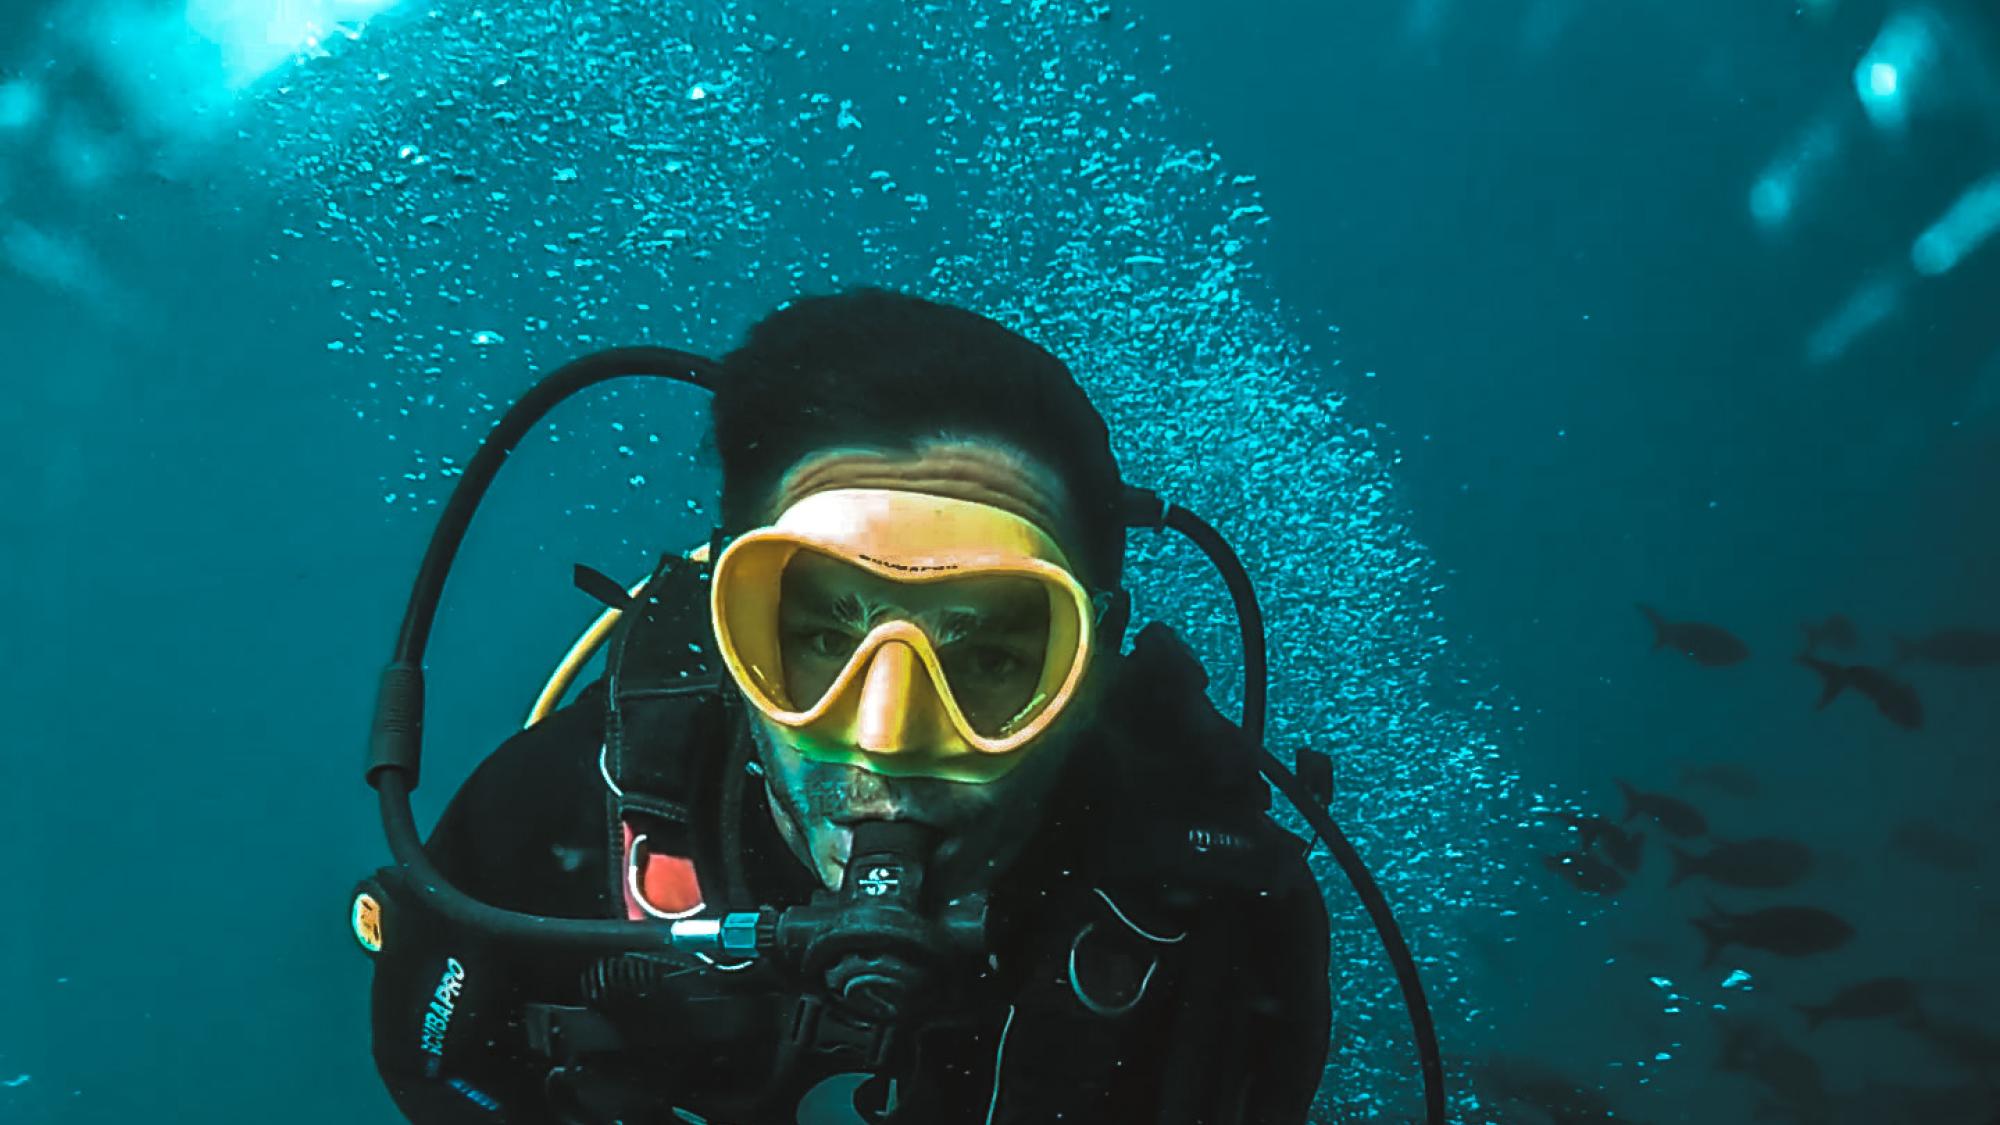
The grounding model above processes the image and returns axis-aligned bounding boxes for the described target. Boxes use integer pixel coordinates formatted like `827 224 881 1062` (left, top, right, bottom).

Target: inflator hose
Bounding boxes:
1149 499 1447 1125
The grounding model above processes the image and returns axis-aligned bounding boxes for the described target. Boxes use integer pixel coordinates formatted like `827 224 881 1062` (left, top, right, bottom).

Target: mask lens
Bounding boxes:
772 551 1075 738
930 578 1055 737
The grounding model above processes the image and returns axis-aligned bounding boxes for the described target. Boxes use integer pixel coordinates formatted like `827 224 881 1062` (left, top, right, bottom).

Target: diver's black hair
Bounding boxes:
707 287 1126 590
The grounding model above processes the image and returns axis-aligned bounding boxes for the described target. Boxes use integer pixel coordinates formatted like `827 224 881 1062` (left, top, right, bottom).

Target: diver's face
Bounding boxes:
742 437 1099 897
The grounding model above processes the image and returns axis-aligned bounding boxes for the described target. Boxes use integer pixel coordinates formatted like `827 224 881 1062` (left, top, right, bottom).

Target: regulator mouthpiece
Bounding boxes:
841 821 941 908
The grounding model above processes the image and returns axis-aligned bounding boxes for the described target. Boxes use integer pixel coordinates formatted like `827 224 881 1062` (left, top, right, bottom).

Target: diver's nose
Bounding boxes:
853 639 923 754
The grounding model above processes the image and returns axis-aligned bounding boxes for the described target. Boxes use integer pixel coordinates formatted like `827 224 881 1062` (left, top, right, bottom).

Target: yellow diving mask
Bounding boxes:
710 487 1107 782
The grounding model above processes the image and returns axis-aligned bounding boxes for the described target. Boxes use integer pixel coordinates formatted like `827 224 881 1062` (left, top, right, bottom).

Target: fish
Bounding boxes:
1796 977 1921 1030
1889 822 1982 871
1894 628 2000 667
1715 1019 1834 1124
1637 603 1750 667
1801 614 1859 652
1668 838 1813 889
1715 1014 1780 1070
1548 811 1645 871
1747 1042 1833 1124
1909 1015 2000 1077
1543 849 1627 895
1677 762 1764 799
1692 902 1854 965
1616 779 1707 838
1744 1040 1832 1112
1795 653 1923 730
1466 1055 1624 1124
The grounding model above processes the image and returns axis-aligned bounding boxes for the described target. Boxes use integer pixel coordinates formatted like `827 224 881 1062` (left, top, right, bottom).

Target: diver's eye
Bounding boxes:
788 627 855 660
965 645 1027 679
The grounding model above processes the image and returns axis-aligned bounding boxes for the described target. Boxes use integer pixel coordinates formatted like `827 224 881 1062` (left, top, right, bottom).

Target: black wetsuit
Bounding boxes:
362 624 1332 1124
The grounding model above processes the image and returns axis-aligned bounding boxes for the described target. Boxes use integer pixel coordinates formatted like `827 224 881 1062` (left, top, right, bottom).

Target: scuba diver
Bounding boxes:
353 288 1445 1124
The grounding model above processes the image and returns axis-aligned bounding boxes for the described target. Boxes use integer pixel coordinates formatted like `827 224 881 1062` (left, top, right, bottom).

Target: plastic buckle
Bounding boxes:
787 994 895 1070
524 1004 628 1061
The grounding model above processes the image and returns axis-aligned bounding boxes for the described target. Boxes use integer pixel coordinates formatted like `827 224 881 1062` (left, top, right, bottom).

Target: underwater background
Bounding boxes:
3 0 1997 1120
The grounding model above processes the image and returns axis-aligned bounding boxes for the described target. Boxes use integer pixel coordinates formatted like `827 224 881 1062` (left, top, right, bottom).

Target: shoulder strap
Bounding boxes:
1080 622 1310 909
600 542 734 904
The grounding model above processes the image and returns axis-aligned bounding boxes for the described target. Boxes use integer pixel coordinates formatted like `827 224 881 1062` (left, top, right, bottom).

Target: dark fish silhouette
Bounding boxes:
1748 1042 1832 1123
1889 822 1982 871
1894 628 2000 667
1468 1055 1624 1124
1668 838 1813 889
1616 779 1707 838
1909 1015 2000 1077
1543 849 1627 895
1693 902 1854 965
1715 1014 1774 1062
1549 811 1645 871
1637 604 1750 666
1716 1018 1833 1123
1796 977 1920 1031
1716 1015 1776 1069
1801 613 1859 652
1796 652 1923 730
1677 762 1764 799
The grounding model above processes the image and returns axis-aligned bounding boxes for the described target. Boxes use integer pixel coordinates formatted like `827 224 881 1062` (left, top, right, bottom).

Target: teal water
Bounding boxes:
3 1 1997 1121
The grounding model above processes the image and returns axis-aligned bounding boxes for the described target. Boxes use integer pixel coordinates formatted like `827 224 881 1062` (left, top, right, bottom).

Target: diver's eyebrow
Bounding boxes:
932 600 1041 638
782 584 855 618
788 588 1043 636
817 592 875 627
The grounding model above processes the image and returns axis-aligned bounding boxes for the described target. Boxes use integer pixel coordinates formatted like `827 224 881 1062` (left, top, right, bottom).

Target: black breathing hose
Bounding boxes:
1147 497 1448 1125
367 346 718 951
387 347 717 663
